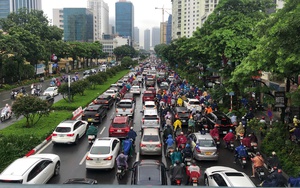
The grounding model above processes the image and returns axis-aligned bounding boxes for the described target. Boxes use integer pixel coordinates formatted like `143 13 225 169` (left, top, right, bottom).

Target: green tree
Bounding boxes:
113 45 136 61
12 95 50 127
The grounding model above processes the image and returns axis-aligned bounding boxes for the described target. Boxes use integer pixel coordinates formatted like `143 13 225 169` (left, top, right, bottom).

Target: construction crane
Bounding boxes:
155 5 171 23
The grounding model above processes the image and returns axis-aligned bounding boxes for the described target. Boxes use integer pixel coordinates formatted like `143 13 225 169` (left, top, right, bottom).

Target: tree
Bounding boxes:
12 95 50 127
113 45 136 61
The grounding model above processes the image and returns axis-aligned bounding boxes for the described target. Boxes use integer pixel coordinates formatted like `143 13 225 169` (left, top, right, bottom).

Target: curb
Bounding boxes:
25 135 52 157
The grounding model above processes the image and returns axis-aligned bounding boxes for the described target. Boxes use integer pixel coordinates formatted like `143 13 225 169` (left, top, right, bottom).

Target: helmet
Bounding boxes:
229 129 233 133
239 122 242 126
130 127 134 130
186 144 190 148
295 116 297 118
242 116 245 119
191 160 196 165
5 104 8 107
272 151 276 155
175 160 180 164
180 132 184 135
90 123 94 126
262 116 265 120
168 134 173 139
256 152 261 156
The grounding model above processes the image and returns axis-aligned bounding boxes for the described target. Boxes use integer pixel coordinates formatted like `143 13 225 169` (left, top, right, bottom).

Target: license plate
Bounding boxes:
205 152 212 155
242 160 247 164
146 98 150 99
223 131 227 134
117 169 122 173
216 141 220 144
96 158 101 163
88 118 93 122
59 135 64 137
117 129 122 132
182 120 186 122
187 162 191 166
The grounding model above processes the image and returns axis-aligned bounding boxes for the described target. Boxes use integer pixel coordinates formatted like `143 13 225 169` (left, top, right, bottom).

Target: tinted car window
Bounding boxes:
198 140 215 147
144 93 154 97
118 102 132 108
112 123 126 128
144 115 158 119
90 146 110 155
212 174 227 186
56 127 71 132
189 101 200 105
178 112 189 117
143 135 159 142
137 165 161 185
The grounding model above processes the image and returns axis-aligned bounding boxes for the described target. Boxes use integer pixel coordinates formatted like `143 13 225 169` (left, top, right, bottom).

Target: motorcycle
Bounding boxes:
238 156 247 169
173 178 182 185
184 157 192 166
227 141 235 151
251 142 258 151
88 135 96 144
1 111 12 122
191 177 198 186
255 166 265 181
116 166 126 180
166 146 175 158
10 90 18 100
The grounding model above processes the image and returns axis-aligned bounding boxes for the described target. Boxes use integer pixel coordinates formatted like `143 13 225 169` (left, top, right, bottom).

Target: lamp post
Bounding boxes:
68 74 71 103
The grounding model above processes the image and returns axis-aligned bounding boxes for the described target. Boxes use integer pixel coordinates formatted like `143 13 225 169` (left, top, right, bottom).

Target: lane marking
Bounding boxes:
3 99 10 101
136 152 140 162
36 141 52 154
100 127 106 135
79 152 88 165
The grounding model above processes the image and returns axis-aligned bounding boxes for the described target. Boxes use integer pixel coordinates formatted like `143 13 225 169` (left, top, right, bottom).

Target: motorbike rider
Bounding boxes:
176 132 187 150
235 122 245 139
2 104 11 117
249 132 258 143
186 160 201 185
165 111 172 121
268 151 281 171
231 113 238 126
251 152 264 177
127 127 137 145
173 118 182 133
86 123 98 138
171 148 183 165
116 151 128 169
223 129 235 148
210 125 220 140
188 116 195 133
170 160 185 185
122 137 133 156
182 144 193 162
234 143 248 163
163 125 173 140
166 117 172 127
177 96 183 107
241 134 252 149
260 168 286 187
166 134 175 154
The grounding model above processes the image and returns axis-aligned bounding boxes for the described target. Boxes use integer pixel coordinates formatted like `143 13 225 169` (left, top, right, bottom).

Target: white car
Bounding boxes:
184 98 202 112
130 85 141 95
43 86 58 97
117 80 124 87
0 154 60 184
52 120 88 145
104 89 118 98
204 166 256 187
86 137 120 170
143 101 157 110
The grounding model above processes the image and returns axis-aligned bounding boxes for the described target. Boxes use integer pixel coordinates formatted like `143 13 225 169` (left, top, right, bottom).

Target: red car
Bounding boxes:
142 91 155 104
147 87 156 96
108 116 132 138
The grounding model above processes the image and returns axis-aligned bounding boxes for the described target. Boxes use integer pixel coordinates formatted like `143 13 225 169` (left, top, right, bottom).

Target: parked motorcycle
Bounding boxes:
87 135 96 144
116 166 126 181
0 111 12 122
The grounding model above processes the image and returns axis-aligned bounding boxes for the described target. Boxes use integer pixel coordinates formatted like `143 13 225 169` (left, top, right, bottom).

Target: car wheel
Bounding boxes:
54 162 60 176
74 135 79 145
204 175 209 186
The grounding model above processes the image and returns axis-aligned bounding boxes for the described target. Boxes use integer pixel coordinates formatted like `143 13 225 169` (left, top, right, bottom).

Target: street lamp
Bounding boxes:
68 74 71 103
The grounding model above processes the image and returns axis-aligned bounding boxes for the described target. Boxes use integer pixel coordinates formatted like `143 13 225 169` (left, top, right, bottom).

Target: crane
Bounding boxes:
155 5 171 23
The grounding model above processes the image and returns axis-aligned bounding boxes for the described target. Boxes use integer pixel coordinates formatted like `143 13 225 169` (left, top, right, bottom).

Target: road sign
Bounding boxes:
229 92 235 96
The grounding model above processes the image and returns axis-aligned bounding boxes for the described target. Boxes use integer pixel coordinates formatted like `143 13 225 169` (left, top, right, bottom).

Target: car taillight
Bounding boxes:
86 156 93 160
130 109 133 113
116 109 118 113
95 114 99 117
52 133 57 136
142 118 144 123
104 156 113 160
125 127 130 133
67 133 74 137
195 146 201 153
140 144 146 147
105 101 108 103
93 100 96 104
230 124 234 127
156 144 162 147
215 124 220 127
157 119 159 123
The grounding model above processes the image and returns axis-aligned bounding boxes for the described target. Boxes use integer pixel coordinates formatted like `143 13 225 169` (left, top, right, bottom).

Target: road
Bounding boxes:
37 84 263 185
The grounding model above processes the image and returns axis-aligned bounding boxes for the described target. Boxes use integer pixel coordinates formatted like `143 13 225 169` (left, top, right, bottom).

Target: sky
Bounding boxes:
41 0 172 47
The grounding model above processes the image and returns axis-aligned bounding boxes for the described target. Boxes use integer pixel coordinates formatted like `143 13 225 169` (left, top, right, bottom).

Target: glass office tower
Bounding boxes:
0 0 42 19
115 0 134 43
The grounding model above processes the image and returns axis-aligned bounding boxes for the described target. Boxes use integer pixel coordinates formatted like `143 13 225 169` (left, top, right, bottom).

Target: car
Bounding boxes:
189 132 218 161
64 178 97 184
93 94 114 109
130 85 141 95
52 120 88 145
131 160 168 185
183 98 202 112
110 84 118 88
172 106 189 126
83 70 91 76
123 92 135 103
159 82 169 90
205 111 233 134
38 95 54 105
85 137 120 170
142 108 160 129
204 166 256 187
0 154 60 184
116 99 135 117
142 91 155 103
81 104 107 124
132 80 139 86
143 101 157 111
103 89 118 98
145 78 155 87
140 128 162 155
137 75 143 82
147 87 156 96
117 80 124 87
109 116 133 138
43 86 58 97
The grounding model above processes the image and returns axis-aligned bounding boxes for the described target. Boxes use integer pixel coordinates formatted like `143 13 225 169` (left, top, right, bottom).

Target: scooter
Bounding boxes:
238 156 247 169
184 157 192 166
255 166 265 181
173 178 182 185
251 142 258 151
166 146 175 158
1 111 12 122
116 166 126 181
227 141 235 151
191 177 198 186
87 135 96 144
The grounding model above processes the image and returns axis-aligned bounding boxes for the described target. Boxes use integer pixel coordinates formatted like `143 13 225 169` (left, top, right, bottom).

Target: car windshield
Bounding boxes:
112 123 126 128
90 146 110 155
189 100 200 105
144 93 154 97
137 165 161 185
144 115 158 119
56 127 71 133
145 105 155 108
106 90 114 93
198 140 215 147
118 81 123 83
143 135 159 142
132 86 139 89
118 102 132 108
178 112 189 117
46 87 54 91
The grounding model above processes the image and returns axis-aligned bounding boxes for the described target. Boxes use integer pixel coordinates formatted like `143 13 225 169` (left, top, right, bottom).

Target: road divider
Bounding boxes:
25 135 52 157
72 106 83 120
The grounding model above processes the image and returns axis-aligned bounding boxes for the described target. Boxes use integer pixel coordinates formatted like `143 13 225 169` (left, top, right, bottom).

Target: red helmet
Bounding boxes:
261 116 265 120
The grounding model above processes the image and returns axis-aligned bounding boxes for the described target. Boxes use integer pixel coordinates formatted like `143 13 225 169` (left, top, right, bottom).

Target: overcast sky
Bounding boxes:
42 0 172 47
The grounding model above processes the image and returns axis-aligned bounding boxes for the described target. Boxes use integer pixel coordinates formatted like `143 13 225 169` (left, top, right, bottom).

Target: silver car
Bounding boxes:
190 132 218 161
140 128 162 156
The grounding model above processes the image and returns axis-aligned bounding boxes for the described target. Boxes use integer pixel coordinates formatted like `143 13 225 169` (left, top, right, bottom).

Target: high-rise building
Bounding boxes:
134 27 139 44
152 27 160 48
115 0 134 43
63 8 93 42
53 9 64 29
0 0 42 19
160 22 167 44
144 29 150 51
171 0 219 39
166 15 172 44
88 0 109 41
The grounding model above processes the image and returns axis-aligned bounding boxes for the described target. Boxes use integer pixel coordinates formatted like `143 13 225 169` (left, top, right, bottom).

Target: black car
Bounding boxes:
64 178 97 184
131 160 168 185
81 104 107 124
38 95 54 105
204 111 233 134
172 106 190 126
93 94 114 109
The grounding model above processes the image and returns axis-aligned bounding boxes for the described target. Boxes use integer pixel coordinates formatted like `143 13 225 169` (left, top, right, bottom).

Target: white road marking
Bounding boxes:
100 127 106 135
36 141 52 154
79 152 88 165
136 152 140 162
3 99 10 101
